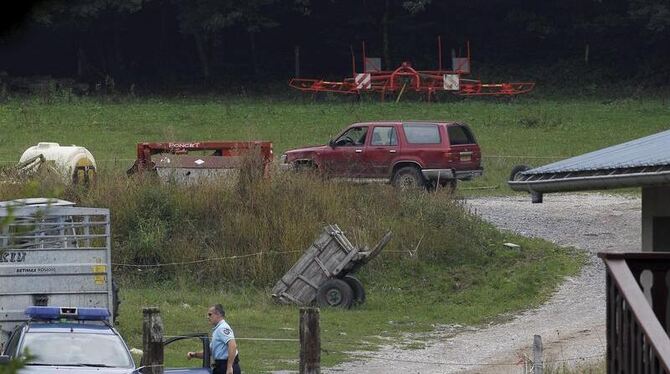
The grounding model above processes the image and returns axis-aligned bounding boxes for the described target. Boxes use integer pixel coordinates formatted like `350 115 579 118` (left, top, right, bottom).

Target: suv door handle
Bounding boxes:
389 150 397 153
355 149 363 153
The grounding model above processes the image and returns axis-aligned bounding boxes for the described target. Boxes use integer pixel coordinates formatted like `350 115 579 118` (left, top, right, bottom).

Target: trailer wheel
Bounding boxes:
316 279 354 309
343 275 366 305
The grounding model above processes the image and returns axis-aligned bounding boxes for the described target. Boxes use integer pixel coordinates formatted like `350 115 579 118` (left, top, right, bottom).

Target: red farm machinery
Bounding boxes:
127 141 273 183
289 37 535 101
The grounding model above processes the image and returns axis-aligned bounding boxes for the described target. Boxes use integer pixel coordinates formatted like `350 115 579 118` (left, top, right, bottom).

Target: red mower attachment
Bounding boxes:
457 79 535 96
127 141 273 183
289 79 358 94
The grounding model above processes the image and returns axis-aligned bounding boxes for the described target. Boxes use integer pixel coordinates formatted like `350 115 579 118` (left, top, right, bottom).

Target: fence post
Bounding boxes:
533 334 543 374
142 307 164 374
300 307 320 374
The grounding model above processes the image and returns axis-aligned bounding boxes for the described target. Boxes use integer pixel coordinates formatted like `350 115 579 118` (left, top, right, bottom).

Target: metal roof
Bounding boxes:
508 129 670 196
525 129 670 175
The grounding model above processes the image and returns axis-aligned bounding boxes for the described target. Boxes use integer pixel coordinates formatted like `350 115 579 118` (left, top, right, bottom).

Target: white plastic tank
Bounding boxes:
19 142 97 184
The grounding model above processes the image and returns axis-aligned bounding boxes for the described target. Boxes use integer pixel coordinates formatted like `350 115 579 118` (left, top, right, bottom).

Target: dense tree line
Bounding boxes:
1 0 669 92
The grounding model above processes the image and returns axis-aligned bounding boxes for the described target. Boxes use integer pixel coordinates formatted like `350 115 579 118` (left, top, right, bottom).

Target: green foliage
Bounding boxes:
545 360 605 373
0 353 31 374
0 97 597 372
7 0 670 89
0 360 23 374
31 0 143 25
0 165 584 290
630 0 670 34
118 223 584 372
1 96 668 200
175 0 243 34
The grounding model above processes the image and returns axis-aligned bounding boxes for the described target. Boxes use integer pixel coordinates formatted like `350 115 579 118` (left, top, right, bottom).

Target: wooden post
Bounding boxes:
533 335 543 374
300 307 320 374
142 307 164 374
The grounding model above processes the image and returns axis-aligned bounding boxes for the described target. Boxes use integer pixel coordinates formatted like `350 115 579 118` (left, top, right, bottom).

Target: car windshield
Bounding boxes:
21 331 134 368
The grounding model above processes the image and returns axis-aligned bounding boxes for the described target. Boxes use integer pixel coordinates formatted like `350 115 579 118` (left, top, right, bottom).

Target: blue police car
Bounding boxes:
0 307 212 373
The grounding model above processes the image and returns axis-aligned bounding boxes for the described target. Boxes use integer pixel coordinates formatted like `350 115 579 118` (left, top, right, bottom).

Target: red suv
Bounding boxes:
279 121 483 189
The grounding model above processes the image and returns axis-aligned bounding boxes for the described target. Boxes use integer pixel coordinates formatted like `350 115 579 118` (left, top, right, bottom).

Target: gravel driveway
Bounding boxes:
324 192 641 373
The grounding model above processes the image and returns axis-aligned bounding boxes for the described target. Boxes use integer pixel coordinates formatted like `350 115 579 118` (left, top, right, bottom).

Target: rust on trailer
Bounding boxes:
127 141 273 181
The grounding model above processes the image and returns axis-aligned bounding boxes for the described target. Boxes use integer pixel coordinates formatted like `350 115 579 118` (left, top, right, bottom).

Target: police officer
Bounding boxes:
186 304 241 374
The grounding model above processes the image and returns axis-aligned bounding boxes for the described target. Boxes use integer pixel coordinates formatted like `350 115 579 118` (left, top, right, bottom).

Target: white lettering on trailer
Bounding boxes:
169 142 200 149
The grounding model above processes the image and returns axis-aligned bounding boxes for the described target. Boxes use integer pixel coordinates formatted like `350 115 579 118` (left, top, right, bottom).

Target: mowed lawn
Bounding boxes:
0 96 669 194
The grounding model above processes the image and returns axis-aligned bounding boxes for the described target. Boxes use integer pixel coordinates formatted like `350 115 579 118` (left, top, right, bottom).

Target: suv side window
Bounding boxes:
335 126 368 146
447 125 476 145
371 127 398 146
403 124 441 144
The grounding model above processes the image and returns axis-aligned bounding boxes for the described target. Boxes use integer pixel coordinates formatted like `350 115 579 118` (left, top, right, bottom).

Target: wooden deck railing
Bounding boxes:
599 252 670 373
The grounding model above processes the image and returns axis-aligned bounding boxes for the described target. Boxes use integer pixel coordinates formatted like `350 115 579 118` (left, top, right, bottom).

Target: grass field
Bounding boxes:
116 228 583 372
2 95 663 372
1 96 669 194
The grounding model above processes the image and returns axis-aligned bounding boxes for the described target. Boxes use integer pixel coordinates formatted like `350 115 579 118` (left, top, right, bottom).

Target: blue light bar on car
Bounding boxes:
25 306 110 321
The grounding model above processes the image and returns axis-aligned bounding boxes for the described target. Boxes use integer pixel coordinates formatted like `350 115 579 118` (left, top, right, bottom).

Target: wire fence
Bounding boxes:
111 249 417 268
111 250 304 268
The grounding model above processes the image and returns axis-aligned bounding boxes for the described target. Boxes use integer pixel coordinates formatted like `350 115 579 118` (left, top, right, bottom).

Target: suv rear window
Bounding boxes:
447 125 476 145
403 124 441 144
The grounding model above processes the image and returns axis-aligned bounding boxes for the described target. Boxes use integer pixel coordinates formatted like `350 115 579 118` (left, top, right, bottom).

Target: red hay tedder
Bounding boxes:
289 37 534 101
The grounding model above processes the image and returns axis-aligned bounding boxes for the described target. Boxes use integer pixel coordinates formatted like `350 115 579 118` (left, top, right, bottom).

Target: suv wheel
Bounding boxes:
392 166 425 190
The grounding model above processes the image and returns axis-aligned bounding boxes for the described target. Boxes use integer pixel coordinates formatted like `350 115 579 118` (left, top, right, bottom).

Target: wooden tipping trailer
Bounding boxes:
271 225 392 309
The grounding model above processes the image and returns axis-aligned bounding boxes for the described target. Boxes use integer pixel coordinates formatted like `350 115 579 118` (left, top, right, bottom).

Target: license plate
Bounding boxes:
460 152 472 161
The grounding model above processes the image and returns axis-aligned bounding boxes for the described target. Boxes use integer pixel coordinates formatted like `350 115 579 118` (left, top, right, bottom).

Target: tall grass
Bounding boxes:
0 164 580 293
